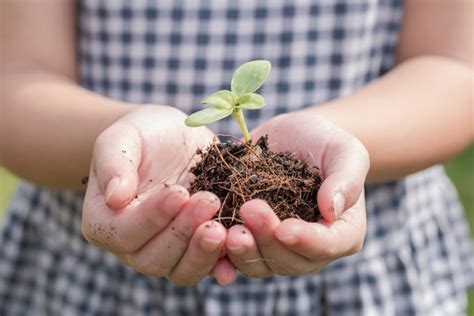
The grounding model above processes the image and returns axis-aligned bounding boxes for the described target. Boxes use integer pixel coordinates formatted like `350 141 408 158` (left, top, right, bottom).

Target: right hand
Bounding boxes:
82 106 236 286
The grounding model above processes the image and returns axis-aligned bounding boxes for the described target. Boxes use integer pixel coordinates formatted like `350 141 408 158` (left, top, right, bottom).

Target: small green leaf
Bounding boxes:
231 60 271 97
201 90 236 109
239 102 265 110
185 107 233 127
236 93 265 109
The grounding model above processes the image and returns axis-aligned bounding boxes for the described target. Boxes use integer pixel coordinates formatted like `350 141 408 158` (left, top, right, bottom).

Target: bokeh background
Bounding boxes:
1 144 473 313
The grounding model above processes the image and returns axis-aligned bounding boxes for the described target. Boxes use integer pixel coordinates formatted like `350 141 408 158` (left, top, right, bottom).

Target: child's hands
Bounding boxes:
82 106 236 286
225 112 369 277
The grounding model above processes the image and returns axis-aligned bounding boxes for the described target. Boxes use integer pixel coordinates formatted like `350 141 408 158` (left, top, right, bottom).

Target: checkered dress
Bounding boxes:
1 1 473 315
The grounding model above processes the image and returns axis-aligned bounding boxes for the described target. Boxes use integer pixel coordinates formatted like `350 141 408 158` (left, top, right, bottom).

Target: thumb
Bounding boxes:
92 124 141 210
317 135 369 222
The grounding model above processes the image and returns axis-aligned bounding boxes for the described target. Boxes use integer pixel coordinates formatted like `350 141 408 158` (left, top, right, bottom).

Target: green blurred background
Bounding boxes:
1 144 473 312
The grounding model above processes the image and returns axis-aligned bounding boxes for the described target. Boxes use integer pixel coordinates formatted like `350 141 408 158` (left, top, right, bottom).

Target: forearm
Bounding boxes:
307 56 473 182
0 70 137 190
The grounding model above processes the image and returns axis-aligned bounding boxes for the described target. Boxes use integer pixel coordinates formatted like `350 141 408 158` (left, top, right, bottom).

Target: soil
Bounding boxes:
188 136 322 228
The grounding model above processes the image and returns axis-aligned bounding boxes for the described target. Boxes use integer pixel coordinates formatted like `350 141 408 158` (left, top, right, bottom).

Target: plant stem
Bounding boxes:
232 109 251 143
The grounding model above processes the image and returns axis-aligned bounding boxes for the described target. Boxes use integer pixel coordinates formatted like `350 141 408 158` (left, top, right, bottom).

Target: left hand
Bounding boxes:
224 111 369 277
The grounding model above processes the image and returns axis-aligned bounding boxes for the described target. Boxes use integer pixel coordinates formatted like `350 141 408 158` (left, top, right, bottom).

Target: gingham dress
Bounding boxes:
1 1 473 315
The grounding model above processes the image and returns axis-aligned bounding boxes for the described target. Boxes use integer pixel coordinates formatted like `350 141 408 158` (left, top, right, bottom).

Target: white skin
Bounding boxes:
1 0 472 285
225 114 369 277
82 106 236 285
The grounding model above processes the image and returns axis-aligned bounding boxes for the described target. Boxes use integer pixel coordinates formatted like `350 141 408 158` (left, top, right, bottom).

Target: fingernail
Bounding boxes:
278 234 298 245
332 192 345 218
105 177 121 203
246 212 265 229
227 245 246 255
162 187 187 215
194 199 213 220
200 237 222 252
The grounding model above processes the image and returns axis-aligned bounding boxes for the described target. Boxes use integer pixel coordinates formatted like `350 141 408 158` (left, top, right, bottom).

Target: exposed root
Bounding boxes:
189 136 322 228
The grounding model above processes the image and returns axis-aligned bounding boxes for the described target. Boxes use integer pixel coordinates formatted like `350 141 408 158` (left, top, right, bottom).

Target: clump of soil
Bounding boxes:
189 136 322 228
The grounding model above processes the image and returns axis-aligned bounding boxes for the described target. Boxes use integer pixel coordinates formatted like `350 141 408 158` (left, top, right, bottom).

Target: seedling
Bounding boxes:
185 60 271 143
185 59 321 228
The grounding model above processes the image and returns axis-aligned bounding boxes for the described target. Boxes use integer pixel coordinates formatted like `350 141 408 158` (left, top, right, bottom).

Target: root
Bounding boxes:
189 136 322 228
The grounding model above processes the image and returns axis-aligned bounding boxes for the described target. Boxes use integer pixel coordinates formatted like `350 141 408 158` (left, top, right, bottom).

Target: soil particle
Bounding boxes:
189 136 322 228
81 176 89 186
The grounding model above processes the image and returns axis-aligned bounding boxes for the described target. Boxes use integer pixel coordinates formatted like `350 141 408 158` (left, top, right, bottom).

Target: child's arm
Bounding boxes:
0 1 136 189
0 1 236 285
227 0 472 278
309 0 473 182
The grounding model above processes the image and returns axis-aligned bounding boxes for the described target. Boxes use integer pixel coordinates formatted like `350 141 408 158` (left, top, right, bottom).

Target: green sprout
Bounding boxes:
185 60 271 143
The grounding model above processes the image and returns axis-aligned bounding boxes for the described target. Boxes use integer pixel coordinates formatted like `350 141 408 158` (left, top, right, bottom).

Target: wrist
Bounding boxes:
96 101 140 134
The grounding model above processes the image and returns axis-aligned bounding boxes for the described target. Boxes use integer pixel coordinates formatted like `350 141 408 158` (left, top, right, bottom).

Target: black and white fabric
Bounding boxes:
1 1 473 315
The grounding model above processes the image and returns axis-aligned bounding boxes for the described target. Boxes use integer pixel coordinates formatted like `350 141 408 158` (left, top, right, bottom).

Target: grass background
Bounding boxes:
1 144 473 312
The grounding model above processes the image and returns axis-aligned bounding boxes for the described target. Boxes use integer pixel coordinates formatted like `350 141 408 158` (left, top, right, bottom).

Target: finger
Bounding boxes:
318 132 369 222
210 257 238 286
275 193 366 261
82 184 189 253
125 191 220 277
226 224 272 278
93 123 142 209
167 221 226 286
240 199 312 276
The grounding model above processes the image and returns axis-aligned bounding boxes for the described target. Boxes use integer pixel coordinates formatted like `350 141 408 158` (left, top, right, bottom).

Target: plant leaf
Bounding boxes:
201 90 235 109
185 106 233 127
239 102 265 110
231 60 271 97
236 93 265 109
